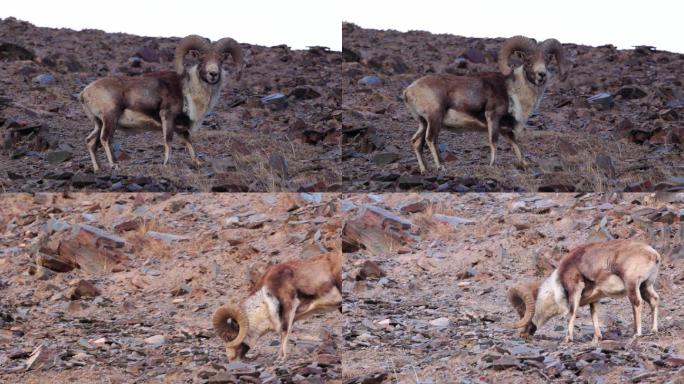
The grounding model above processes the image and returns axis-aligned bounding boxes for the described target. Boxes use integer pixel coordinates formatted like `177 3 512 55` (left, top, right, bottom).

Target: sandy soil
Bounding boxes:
0 192 343 383
342 192 684 383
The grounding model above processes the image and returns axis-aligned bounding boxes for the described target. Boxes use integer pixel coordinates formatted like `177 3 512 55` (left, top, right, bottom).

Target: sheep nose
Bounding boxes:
208 71 219 81
537 72 546 82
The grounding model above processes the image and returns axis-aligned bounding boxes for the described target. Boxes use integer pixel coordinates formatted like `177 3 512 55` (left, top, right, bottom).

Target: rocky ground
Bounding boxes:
0 17 341 192
342 192 684 383
341 23 684 192
0 193 343 383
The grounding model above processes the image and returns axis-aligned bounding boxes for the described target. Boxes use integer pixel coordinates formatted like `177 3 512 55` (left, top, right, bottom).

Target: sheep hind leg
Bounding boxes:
277 297 300 362
99 114 118 170
424 115 443 171
627 280 644 344
640 283 659 334
564 282 584 343
411 119 427 173
85 119 102 172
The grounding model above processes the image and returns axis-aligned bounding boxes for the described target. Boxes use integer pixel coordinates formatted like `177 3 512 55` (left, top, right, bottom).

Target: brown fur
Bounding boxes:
403 36 566 172
80 35 242 171
510 240 660 343
214 251 342 361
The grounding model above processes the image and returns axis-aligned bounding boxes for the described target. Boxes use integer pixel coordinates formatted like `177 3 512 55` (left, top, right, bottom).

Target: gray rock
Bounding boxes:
146 231 189 243
429 317 450 328
358 75 383 86
32 73 56 86
261 93 288 111
143 334 166 347
588 92 614 110
432 213 475 226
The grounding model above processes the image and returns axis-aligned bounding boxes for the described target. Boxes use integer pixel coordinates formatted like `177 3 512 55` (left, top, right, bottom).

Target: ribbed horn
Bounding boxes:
214 37 243 80
541 38 567 81
212 305 249 348
498 35 538 76
508 285 536 328
174 35 211 75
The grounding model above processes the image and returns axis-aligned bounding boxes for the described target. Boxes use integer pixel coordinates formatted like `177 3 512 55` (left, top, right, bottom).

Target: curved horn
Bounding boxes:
214 37 244 80
508 285 536 328
174 35 211 75
498 36 539 76
541 38 567 81
212 305 249 348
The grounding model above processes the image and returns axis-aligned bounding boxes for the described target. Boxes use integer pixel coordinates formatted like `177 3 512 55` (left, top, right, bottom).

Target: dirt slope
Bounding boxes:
341 23 684 192
0 18 342 192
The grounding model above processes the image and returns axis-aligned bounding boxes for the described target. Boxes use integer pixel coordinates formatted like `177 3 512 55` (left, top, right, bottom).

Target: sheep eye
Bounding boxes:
189 50 200 59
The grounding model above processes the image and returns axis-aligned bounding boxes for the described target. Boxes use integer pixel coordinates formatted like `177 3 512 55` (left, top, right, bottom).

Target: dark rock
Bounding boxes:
71 174 98 188
462 47 485 63
595 153 615 178
356 260 385 280
397 175 424 189
490 356 522 370
538 184 575 192
400 201 428 214
134 46 160 63
0 42 35 61
45 150 72 164
372 152 400 166
269 153 288 178
624 180 653 192
616 86 647 99
66 280 100 300
289 86 321 100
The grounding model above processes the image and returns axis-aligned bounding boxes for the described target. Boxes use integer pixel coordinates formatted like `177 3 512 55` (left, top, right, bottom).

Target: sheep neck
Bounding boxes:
507 66 546 125
182 66 222 130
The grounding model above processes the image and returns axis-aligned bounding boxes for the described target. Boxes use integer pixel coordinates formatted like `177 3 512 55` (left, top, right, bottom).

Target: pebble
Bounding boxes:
357 75 383 86
32 73 56 85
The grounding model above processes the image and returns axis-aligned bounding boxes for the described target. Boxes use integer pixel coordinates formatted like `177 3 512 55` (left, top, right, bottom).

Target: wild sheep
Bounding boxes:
80 35 243 171
403 36 567 172
508 240 660 344
213 251 342 361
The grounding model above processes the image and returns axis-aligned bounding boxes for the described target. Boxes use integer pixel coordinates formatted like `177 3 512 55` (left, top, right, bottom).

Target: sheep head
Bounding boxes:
498 36 567 85
212 304 251 361
174 35 243 84
507 281 541 336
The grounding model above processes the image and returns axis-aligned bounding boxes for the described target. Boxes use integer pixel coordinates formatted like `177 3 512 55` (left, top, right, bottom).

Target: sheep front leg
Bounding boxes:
502 125 527 167
160 111 176 166
484 111 500 166
590 302 602 344
178 130 201 167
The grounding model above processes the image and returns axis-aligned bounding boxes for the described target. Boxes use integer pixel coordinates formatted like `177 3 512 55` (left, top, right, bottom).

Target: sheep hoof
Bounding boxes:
563 336 573 344
591 336 602 345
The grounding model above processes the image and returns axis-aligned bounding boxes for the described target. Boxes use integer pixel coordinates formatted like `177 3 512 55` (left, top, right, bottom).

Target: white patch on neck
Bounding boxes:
241 287 281 346
533 269 569 327
507 66 546 125
182 65 224 131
